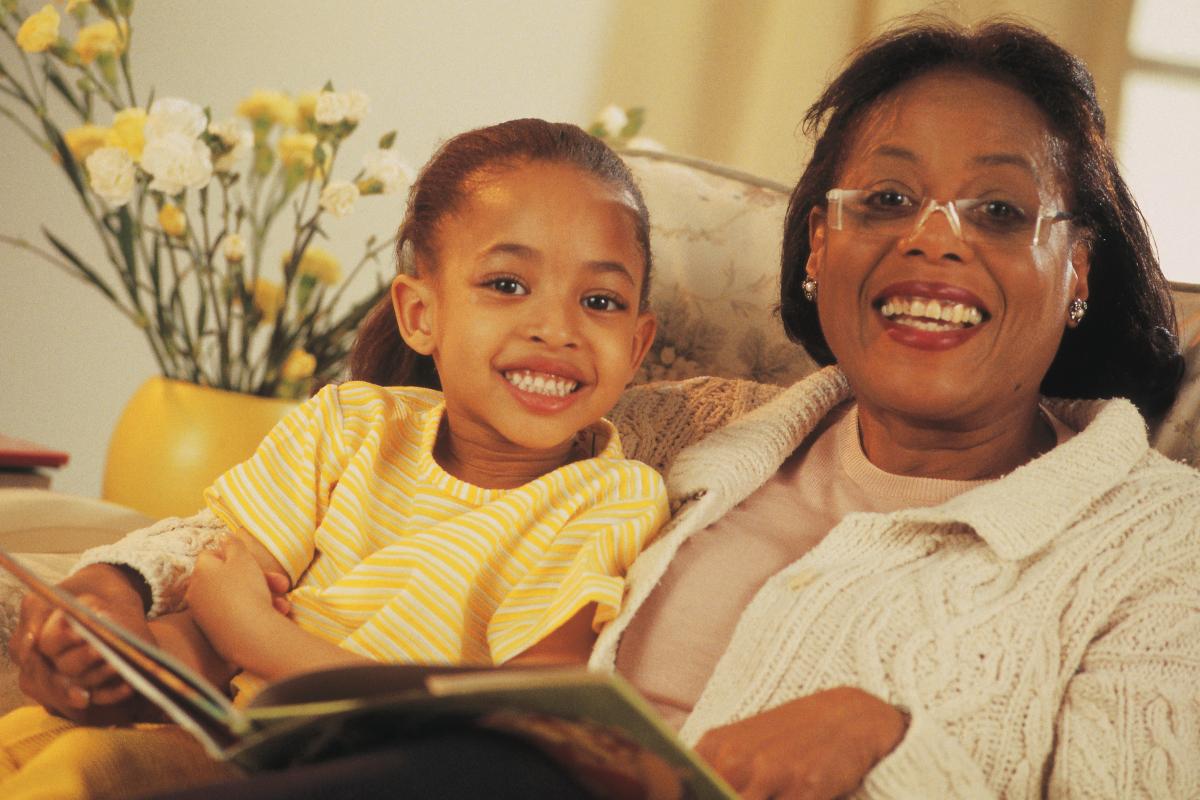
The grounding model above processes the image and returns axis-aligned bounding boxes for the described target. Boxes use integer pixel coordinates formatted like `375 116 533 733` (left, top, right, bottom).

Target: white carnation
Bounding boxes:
86 147 136 206
315 91 349 125
361 149 415 195
144 97 206 141
319 180 359 218
625 135 665 152
343 90 370 123
141 131 214 195
595 104 628 137
316 90 369 125
207 118 252 173
223 232 245 262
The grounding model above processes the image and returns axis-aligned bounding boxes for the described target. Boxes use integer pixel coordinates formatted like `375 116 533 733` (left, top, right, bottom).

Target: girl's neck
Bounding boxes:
855 400 1055 481
433 421 581 490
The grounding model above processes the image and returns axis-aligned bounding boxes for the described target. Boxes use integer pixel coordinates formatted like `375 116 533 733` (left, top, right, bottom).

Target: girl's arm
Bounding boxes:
186 535 371 682
507 604 597 667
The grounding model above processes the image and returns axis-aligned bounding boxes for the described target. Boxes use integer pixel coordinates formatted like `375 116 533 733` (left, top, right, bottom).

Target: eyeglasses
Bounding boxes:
825 188 1074 249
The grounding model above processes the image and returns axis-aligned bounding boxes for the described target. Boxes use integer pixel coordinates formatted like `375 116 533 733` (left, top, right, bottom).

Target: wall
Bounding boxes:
0 0 615 498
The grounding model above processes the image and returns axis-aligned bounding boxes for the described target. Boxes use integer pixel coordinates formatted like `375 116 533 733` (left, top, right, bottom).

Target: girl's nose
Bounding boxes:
526 298 581 349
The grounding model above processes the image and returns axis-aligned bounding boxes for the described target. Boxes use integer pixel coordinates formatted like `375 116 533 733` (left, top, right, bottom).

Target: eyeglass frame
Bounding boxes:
824 188 1075 248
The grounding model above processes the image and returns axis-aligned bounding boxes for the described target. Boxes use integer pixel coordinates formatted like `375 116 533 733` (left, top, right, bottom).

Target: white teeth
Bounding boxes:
504 370 578 397
879 295 985 328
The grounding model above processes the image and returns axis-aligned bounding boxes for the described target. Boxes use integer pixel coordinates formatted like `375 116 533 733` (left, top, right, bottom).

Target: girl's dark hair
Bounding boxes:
350 118 652 389
779 17 1184 417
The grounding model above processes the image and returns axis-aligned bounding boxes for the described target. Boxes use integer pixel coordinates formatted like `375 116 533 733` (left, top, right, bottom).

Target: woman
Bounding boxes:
12 19 1200 800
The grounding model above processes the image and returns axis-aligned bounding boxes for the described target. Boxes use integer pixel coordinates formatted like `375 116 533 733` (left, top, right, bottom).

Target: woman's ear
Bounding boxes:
1069 237 1091 303
806 206 828 281
391 274 437 355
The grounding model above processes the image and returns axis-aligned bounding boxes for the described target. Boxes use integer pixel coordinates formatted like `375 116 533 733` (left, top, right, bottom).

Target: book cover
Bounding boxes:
0 548 736 800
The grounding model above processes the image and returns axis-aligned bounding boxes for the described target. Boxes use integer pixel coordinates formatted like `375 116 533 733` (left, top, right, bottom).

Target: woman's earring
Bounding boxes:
801 276 818 303
1068 298 1088 325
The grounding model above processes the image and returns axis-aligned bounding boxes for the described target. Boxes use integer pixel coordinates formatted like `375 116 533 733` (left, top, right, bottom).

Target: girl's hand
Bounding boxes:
186 536 280 662
8 564 158 724
694 686 908 800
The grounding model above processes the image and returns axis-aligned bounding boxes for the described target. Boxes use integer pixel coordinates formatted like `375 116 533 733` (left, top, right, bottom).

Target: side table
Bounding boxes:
0 434 70 489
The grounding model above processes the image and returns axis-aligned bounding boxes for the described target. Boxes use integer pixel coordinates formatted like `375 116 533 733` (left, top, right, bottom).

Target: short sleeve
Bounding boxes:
486 461 669 664
203 384 350 582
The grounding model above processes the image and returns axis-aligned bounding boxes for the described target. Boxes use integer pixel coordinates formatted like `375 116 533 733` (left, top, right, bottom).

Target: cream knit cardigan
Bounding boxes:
80 368 1200 798
602 367 1200 799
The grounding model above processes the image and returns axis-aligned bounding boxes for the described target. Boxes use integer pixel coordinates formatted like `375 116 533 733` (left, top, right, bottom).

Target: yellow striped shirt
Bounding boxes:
204 381 668 666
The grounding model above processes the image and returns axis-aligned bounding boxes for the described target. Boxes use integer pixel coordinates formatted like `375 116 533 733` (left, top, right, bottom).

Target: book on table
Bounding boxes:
0 547 736 800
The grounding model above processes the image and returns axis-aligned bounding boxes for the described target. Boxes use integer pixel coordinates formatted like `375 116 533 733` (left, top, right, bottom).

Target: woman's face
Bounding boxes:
806 69 1089 429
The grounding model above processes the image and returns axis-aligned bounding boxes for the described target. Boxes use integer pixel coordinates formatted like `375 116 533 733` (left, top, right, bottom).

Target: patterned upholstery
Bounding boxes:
622 149 1200 466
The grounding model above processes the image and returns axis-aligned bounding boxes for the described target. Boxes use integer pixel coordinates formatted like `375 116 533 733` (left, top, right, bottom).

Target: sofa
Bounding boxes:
2 148 1199 715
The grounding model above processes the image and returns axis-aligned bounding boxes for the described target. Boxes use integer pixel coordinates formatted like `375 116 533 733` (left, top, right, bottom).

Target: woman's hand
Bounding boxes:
8 564 157 724
694 686 908 800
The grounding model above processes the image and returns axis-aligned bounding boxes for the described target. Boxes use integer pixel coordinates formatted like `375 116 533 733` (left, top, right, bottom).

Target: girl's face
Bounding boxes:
392 160 655 461
806 70 1089 429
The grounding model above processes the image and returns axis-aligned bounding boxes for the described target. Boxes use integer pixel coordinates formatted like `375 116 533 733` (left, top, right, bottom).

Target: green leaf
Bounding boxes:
586 122 606 138
98 52 119 89
620 107 645 139
116 206 138 286
321 79 334 92
43 64 87 117
42 122 87 196
117 0 136 17
42 228 121 305
377 130 396 150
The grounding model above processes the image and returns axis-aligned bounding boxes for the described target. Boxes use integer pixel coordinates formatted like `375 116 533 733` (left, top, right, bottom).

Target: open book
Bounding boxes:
0 548 736 799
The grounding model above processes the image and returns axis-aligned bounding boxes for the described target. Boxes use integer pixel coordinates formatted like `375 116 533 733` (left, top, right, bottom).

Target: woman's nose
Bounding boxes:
899 202 970 262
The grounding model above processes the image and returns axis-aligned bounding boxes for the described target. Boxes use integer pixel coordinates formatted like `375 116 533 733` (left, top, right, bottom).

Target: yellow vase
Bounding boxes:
102 377 297 520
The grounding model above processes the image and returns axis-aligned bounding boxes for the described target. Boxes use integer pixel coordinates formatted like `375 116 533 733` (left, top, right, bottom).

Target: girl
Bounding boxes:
2 118 666 798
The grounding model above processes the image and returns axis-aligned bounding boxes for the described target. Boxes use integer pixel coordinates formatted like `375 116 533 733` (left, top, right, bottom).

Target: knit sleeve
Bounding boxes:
612 377 784 476
202 383 351 583
486 462 670 665
1046 555 1200 798
71 510 232 618
855 709 996 798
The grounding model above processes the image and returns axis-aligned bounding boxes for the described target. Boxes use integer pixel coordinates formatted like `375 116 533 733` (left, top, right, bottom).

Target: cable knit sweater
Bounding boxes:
79 368 1200 798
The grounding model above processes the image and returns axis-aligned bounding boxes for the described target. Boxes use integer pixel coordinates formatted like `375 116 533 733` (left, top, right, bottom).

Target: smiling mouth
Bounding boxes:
503 369 580 398
878 295 988 331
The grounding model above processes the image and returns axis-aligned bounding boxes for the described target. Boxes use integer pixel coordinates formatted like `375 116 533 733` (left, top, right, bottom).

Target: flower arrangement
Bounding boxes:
1 1 413 398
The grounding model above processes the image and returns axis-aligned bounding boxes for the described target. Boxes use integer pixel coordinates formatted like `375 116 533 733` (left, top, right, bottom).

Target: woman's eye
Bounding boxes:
582 294 627 312
486 277 527 295
979 200 1026 220
864 190 913 209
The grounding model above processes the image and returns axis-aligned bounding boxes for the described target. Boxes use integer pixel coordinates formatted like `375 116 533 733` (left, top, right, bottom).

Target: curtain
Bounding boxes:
595 0 1134 182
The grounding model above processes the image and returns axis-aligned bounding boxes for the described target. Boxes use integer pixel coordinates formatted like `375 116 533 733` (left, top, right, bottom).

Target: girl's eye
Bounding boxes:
485 277 527 295
582 294 627 312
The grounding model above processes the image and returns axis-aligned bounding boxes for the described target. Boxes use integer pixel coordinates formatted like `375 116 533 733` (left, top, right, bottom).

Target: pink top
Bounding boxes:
616 402 1074 729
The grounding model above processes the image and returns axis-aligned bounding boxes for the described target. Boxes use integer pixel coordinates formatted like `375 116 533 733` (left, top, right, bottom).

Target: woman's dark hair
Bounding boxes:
779 17 1184 417
350 118 652 389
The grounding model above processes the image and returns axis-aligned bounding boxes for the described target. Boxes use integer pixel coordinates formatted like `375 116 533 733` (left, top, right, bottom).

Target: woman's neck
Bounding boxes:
855 401 1056 481
433 423 579 490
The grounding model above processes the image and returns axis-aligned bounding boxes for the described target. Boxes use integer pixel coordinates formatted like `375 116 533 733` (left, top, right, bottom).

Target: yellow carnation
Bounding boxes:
281 348 317 382
16 5 60 53
157 204 187 238
250 278 285 321
106 107 146 161
276 132 319 169
295 91 319 131
236 90 298 127
64 124 112 164
293 247 342 286
74 19 126 64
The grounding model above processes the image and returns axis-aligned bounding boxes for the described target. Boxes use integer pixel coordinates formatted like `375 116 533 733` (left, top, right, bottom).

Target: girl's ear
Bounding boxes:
627 311 658 377
391 274 437 355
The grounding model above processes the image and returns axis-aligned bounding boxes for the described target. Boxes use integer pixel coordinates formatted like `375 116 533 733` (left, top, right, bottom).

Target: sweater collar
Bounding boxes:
666 367 1151 561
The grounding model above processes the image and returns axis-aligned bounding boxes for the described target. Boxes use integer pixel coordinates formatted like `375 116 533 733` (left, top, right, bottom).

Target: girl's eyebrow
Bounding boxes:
482 243 636 285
